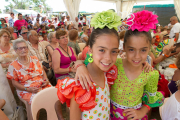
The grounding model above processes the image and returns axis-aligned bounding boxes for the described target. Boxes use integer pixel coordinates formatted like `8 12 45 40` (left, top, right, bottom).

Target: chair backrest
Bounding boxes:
78 43 86 51
159 97 169 119
31 87 59 120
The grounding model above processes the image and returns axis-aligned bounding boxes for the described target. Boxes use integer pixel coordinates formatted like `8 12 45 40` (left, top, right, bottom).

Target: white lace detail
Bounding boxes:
148 92 157 96
111 100 142 109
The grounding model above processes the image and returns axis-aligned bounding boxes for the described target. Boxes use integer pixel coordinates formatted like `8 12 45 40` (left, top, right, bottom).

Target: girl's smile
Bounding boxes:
124 35 150 67
89 34 119 72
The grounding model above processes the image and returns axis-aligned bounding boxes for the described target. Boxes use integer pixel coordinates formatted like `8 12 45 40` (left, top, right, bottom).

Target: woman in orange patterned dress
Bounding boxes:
7 38 51 120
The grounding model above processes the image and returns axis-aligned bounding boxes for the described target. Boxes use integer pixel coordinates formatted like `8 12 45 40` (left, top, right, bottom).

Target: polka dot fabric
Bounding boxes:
81 81 110 120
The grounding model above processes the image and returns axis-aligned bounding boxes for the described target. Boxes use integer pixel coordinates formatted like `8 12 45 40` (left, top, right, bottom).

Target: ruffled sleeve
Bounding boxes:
6 63 19 81
56 77 97 112
142 70 164 108
106 65 118 85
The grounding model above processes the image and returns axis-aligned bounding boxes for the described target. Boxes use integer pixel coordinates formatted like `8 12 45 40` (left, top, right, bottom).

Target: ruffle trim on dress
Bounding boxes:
142 91 164 108
56 65 118 111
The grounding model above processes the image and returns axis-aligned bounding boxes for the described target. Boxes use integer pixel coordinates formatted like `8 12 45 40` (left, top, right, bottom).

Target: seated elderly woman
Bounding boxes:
7 38 51 120
0 29 17 72
46 31 59 67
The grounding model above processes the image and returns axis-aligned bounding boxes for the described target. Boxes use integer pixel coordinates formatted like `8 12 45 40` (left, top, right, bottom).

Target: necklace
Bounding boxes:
18 57 30 65
59 45 72 61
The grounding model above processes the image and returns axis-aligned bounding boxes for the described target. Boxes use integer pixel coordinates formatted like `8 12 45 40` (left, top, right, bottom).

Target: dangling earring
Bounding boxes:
88 53 93 63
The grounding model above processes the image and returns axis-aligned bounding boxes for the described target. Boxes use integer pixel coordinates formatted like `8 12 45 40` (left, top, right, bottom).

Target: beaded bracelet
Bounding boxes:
75 64 85 70
143 104 151 111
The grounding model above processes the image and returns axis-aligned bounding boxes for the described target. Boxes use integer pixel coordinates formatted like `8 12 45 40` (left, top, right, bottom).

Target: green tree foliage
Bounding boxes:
4 0 50 14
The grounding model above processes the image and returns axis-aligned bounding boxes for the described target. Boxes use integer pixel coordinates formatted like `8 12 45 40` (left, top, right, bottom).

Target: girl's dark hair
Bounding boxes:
124 29 152 45
89 27 119 48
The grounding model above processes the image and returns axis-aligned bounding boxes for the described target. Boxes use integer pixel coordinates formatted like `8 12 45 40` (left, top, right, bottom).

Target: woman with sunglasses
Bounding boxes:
33 26 38 32
34 18 40 28
0 18 8 29
20 28 28 41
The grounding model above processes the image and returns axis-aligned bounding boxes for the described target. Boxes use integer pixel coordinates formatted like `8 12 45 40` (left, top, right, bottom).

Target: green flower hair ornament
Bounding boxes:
90 10 122 31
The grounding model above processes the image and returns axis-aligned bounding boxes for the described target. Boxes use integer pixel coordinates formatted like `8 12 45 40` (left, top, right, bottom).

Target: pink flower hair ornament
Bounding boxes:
127 10 158 32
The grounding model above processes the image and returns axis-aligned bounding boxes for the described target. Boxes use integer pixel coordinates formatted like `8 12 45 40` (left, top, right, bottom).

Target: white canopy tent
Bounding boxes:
63 0 180 22
95 0 179 19
63 0 81 21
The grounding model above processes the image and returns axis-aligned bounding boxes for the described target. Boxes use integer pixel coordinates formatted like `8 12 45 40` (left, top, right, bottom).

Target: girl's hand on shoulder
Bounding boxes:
123 108 147 120
142 62 153 72
75 64 93 90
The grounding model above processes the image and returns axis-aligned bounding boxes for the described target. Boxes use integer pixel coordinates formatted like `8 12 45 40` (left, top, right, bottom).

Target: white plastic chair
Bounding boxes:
78 43 86 51
31 87 59 120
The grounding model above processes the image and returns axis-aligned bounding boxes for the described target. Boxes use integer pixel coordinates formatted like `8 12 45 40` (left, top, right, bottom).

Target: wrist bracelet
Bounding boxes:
143 104 151 111
165 54 169 57
75 64 85 70
25 87 29 91
69 67 71 73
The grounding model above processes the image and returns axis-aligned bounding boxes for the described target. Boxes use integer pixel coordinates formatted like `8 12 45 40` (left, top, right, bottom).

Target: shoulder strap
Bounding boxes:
69 47 74 55
55 48 63 56
46 44 54 50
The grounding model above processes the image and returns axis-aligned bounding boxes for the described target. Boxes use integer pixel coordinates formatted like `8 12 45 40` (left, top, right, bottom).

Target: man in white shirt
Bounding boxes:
8 13 15 27
169 16 180 43
73 17 79 30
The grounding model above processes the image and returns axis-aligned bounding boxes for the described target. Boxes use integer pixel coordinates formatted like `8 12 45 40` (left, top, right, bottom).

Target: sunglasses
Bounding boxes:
34 28 37 30
22 32 27 34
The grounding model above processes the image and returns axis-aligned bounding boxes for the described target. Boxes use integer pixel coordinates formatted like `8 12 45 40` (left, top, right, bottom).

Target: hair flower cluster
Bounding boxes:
127 10 158 32
90 10 122 31
47 29 54 33
156 35 160 42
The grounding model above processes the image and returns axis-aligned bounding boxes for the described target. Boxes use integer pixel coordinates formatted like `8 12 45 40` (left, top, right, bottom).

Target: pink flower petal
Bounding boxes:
128 10 158 31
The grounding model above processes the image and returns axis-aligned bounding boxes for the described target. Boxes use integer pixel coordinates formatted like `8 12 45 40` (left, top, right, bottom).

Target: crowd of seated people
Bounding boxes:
0 11 180 120
0 12 90 120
